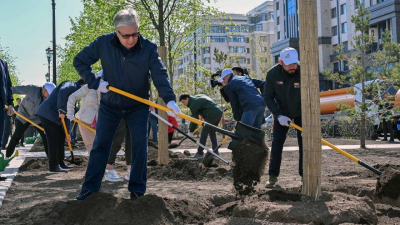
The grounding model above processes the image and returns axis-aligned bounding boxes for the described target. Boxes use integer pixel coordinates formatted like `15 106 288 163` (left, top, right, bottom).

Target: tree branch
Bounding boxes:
163 0 177 23
141 0 159 29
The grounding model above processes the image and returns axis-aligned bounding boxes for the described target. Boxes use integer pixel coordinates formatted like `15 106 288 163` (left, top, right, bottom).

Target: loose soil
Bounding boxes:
1 136 400 224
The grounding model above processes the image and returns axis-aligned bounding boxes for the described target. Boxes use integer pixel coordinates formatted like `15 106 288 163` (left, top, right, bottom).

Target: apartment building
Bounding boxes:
272 0 400 91
175 1 275 81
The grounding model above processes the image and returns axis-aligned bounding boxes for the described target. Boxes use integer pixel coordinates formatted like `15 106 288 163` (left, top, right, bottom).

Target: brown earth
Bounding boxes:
0 137 400 224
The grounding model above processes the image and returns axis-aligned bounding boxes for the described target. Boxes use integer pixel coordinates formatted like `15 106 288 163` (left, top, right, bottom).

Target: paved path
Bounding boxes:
1 142 399 207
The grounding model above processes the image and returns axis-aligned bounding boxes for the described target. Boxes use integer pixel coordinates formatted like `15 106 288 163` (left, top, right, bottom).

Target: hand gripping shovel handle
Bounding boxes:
289 122 382 176
150 111 229 164
108 86 239 139
5 105 44 132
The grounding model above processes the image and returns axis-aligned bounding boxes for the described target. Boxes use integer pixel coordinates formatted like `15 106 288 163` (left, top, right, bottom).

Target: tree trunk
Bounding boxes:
299 0 322 200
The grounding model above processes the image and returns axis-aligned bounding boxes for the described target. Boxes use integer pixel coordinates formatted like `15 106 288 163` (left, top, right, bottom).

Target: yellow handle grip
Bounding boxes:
108 86 203 126
192 126 202 135
73 118 96 133
60 117 72 151
5 105 44 132
220 128 236 145
289 122 359 163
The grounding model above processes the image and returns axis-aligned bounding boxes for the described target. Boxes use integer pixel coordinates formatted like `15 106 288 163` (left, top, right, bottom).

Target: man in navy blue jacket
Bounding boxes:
220 69 265 129
36 79 86 173
73 8 180 200
0 58 15 181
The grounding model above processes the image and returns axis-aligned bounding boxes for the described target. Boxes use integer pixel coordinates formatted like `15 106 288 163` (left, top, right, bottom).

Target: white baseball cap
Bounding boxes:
43 82 56 95
280 47 299 65
218 69 233 83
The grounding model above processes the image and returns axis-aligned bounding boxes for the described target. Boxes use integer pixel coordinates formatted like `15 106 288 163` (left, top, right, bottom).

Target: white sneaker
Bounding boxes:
124 169 131 181
105 170 122 182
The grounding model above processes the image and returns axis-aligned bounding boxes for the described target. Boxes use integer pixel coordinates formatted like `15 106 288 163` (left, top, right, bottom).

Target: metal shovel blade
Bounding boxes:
228 122 266 150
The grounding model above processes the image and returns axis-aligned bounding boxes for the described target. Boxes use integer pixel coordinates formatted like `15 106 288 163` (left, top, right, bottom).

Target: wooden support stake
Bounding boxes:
157 46 169 165
299 0 322 199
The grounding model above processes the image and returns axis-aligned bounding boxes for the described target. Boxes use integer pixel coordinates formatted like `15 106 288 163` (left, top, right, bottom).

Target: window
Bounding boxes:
229 46 246 53
355 0 364 7
210 36 226 42
246 58 250 64
333 62 339 72
260 36 267 42
202 57 210 64
246 48 250 53
331 26 338 36
332 44 338 54
276 2 280 10
287 0 296 16
341 22 347 33
343 61 349 71
210 26 225 33
340 4 346 15
331 8 337 19
343 41 348 51
277 17 280 25
277 31 281 40
256 24 263 31
202 47 210 54
228 36 244 42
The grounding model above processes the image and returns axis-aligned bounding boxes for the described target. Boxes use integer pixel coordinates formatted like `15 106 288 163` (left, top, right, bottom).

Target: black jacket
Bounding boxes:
224 75 265 121
263 64 301 119
0 59 14 107
73 32 175 110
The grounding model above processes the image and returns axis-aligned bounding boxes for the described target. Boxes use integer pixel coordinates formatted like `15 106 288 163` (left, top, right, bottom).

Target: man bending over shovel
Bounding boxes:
179 94 223 159
73 8 180 200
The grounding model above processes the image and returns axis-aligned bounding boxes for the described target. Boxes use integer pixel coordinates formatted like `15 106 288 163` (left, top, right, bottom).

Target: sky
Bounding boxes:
0 0 267 86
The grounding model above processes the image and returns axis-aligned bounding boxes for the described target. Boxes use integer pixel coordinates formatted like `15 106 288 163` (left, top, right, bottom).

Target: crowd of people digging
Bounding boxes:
0 8 322 200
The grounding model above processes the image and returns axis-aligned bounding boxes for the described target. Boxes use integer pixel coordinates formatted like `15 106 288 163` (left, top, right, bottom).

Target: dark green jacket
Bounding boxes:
263 64 301 119
187 95 223 132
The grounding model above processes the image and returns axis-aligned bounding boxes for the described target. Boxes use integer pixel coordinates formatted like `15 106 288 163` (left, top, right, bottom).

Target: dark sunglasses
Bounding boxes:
117 30 140 39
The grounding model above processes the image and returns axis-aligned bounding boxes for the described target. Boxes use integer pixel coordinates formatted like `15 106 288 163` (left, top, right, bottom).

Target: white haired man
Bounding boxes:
73 8 180 200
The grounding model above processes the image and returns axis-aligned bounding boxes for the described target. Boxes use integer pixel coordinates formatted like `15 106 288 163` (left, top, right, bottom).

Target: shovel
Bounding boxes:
150 111 229 164
60 115 82 165
107 86 265 149
289 122 382 175
169 125 202 149
203 129 236 167
5 105 44 132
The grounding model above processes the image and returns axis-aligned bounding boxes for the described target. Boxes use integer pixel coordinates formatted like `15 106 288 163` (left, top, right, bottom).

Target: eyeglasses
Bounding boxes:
117 30 140 39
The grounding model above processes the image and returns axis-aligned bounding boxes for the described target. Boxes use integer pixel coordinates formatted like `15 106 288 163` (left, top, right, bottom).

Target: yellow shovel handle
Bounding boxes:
220 128 236 145
61 117 72 151
192 125 202 135
73 118 96 133
5 105 44 132
289 122 358 162
108 86 202 126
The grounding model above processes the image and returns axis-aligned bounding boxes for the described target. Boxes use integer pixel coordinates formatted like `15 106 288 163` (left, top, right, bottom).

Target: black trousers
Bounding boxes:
197 115 221 154
269 117 303 177
39 116 66 170
2 114 12 149
6 119 49 157
108 118 132 165
168 131 174 144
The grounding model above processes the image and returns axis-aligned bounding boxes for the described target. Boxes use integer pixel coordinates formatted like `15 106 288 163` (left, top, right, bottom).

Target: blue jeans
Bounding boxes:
70 120 78 141
241 106 265 129
148 115 158 143
81 103 149 194
269 117 303 177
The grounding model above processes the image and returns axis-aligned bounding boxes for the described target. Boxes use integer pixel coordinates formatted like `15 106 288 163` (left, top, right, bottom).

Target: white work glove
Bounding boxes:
67 113 75 121
98 79 109 93
277 115 292 127
187 132 193 137
167 110 176 118
167 101 181 115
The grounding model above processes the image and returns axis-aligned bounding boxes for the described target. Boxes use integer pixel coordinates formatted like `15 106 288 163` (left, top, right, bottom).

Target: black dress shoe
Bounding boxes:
59 162 74 170
49 166 68 173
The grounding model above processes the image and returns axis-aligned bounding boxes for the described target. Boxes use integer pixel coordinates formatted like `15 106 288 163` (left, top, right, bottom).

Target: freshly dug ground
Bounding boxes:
0 138 400 224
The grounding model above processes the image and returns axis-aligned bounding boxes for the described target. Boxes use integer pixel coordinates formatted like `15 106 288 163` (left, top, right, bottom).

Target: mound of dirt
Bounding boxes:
231 137 268 195
19 157 89 172
229 190 377 224
30 138 44 152
147 147 188 163
4 193 210 225
375 167 400 207
148 159 231 181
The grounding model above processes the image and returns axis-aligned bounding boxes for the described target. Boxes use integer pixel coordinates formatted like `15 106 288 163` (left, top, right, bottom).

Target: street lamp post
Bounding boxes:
45 47 52 82
52 0 57 85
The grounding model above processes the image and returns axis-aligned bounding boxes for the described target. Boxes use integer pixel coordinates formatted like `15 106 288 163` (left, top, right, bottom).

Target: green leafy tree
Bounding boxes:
322 3 400 148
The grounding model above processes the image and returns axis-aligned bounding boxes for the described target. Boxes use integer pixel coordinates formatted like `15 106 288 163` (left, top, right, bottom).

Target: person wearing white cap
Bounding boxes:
263 47 302 188
220 68 266 129
5 82 56 158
